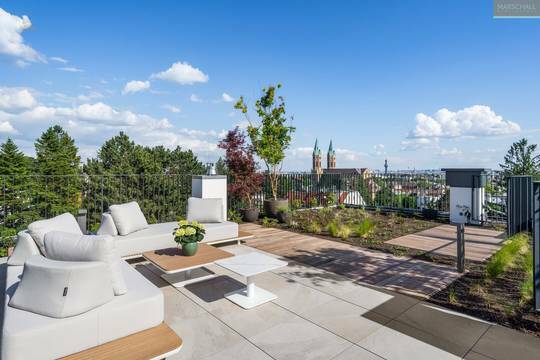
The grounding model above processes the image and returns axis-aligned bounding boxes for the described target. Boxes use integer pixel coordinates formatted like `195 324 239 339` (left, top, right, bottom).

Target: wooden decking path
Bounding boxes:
240 223 462 298
385 224 505 262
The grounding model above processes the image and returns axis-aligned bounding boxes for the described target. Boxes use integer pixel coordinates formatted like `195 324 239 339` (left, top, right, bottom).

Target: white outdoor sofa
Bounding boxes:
96 198 240 258
1 210 182 360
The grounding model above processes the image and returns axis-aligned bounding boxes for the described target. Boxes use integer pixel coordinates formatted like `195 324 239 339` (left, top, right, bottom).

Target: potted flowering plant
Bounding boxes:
173 220 206 256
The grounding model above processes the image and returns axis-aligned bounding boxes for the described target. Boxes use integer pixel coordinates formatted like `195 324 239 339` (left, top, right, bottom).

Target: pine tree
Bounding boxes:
499 138 540 177
0 139 37 230
34 125 82 217
215 157 228 175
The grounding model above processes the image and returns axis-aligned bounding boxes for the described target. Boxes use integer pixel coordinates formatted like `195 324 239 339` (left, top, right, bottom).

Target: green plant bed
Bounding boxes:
283 207 442 259
428 233 540 337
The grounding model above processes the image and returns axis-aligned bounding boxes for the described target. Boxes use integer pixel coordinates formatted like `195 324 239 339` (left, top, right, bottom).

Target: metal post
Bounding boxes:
456 223 465 273
533 181 540 312
77 209 87 234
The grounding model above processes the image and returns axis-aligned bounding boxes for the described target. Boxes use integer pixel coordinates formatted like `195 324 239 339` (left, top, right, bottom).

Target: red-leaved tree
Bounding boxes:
218 127 263 209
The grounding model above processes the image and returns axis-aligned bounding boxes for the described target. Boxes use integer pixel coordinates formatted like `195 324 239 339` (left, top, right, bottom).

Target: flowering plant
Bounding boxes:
173 220 205 245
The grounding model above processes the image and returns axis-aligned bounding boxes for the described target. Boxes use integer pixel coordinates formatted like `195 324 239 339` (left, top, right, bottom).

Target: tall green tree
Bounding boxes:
35 125 82 217
499 138 540 177
235 84 295 200
0 139 37 230
84 132 205 226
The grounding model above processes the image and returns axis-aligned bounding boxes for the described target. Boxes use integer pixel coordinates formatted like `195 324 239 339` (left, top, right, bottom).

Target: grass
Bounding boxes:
354 218 375 238
486 233 529 278
429 232 538 336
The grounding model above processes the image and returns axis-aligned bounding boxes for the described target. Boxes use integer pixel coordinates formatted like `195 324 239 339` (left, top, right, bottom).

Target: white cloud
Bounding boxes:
438 147 462 156
162 104 181 113
221 93 234 102
373 144 385 156
0 87 37 111
409 105 520 139
50 56 67 63
58 66 84 73
400 137 438 151
190 94 203 103
77 91 104 102
0 8 45 63
122 80 150 94
152 61 209 85
0 120 16 134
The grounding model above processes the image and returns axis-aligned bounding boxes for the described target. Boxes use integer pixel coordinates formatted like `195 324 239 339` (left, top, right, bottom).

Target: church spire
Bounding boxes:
327 139 336 169
313 138 321 155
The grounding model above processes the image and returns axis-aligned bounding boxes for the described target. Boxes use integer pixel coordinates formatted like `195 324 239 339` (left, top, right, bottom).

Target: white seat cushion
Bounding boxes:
7 230 41 266
44 232 127 295
2 261 163 360
9 255 114 318
109 202 148 235
187 197 223 223
27 213 83 254
96 213 118 236
114 222 178 257
200 221 239 243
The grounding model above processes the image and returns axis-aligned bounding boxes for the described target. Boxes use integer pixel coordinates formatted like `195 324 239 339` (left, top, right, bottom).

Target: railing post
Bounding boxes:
533 181 540 312
456 223 465 273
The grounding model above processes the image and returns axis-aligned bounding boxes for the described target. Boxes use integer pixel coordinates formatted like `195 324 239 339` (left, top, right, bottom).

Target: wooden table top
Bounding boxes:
143 244 234 273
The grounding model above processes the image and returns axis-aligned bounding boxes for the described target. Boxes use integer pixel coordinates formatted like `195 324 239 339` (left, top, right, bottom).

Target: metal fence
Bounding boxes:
0 170 508 237
0 174 193 234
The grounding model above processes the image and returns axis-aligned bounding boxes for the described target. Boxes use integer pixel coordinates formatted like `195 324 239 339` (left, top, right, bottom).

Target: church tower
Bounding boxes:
327 140 336 169
312 139 322 175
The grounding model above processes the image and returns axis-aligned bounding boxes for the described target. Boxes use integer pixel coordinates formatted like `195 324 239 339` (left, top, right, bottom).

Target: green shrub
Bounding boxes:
228 209 243 223
326 192 337 207
262 217 278 227
339 225 351 240
355 218 375 238
486 233 529 279
290 199 302 210
306 222 322 234
520 249 534 302
327 221 340 238
309 197 318 208
338 203 346 210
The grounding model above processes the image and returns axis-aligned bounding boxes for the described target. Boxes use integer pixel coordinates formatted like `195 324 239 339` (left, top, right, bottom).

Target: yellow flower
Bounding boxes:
175 229 186 237
185 227 196 236
196 223 205 230
178 219 188 226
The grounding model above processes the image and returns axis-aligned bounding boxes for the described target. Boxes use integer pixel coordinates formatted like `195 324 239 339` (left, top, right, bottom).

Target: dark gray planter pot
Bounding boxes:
264 199 289 218
242 208 260 222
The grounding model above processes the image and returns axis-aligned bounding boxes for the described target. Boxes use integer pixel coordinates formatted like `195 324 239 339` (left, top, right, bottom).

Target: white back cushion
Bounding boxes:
44 232 127 295
109 201 148 235
187 197 223 223
27 213 82 254
96 212 119 236
9 255 114 318
7 230 41 266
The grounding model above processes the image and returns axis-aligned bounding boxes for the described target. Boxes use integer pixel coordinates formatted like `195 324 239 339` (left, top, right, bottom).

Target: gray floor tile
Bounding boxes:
358 325 461 360
472 325 540 360
331 345 384 360
201 339 273 360
249 316 350 360
393 302 490 357
301 298 391 343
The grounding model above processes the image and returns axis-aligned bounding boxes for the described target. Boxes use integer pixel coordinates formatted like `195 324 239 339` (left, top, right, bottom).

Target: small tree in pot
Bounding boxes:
235 84 295 217
218 127 264 222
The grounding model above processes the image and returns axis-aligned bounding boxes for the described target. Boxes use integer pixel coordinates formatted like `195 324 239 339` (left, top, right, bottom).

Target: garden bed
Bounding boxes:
428 233 540 337
261 207 450 261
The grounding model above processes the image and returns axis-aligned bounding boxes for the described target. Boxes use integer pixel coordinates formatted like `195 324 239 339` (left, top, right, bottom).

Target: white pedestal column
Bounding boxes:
191 175 227 221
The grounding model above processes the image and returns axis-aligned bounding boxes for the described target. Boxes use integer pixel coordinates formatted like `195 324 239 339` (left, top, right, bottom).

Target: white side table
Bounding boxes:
215 252 287 309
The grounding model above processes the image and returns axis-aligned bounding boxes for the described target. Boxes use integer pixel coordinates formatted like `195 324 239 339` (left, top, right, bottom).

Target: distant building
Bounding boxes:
312 139 371 177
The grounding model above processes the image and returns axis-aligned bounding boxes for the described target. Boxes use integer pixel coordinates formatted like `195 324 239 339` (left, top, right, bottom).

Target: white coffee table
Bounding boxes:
215 252 287 309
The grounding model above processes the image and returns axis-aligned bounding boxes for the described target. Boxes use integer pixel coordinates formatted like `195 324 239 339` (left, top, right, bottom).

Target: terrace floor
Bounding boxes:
240 223 462 298
385 224 505 262
135 243 540 360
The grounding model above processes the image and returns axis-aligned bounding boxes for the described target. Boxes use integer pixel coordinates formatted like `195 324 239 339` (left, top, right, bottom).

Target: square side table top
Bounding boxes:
215 252 287 277
143 244 233 273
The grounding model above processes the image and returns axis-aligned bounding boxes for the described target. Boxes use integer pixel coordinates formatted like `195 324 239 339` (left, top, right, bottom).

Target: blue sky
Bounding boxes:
1 1 539 171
